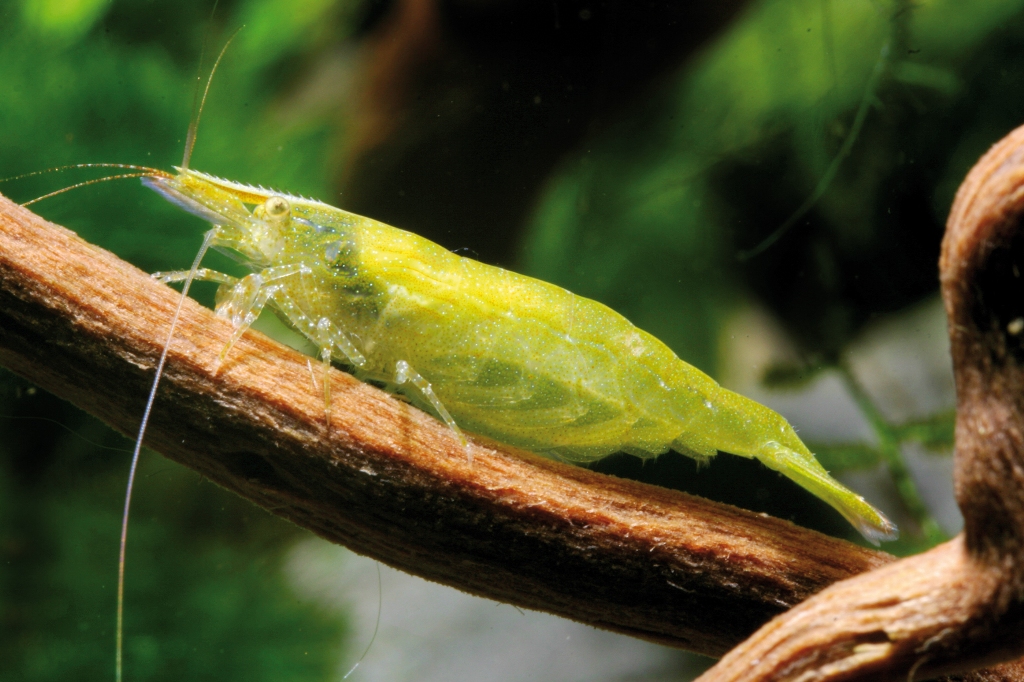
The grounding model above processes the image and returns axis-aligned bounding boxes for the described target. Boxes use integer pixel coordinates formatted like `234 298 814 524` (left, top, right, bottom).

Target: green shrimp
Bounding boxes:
141 167 897 546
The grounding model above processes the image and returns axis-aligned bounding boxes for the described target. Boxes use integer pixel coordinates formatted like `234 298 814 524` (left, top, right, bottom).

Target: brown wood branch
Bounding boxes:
1 191 1020 680
696 125 1024 681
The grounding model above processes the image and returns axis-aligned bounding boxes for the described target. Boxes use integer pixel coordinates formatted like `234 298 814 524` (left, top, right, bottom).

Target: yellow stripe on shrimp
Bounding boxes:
144 167 898 546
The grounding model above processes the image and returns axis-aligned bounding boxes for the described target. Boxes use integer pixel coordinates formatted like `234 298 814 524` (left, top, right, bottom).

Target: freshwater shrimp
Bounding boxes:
18 44 896 682
25 135 900 682
137 166 898 546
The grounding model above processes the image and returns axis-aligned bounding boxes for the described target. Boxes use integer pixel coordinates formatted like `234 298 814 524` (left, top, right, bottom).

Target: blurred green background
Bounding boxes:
3 0 1024 680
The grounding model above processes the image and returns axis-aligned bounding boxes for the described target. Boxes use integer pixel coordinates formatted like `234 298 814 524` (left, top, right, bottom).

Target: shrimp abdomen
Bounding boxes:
353 228 719 460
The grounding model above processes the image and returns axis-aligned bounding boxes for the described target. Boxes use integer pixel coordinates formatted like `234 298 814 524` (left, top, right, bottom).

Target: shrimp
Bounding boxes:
140 166 898 546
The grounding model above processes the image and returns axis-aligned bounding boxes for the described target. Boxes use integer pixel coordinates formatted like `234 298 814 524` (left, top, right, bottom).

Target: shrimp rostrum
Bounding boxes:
143 167 898 545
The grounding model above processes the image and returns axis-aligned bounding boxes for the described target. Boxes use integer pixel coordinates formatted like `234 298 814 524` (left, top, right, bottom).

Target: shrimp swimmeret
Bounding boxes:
140 166 897 546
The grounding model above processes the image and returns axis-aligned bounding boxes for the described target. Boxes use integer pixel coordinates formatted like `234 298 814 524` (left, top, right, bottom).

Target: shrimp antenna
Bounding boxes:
22 172 167 207
183 0 219 168
116 229 216 682
182 24 244 170
0 163 170 207
342 562 383 679
116 12 242 677
0 163 166 185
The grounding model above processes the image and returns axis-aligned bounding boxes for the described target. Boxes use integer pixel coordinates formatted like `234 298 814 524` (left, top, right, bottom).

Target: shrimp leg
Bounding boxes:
152 268 237 285
205 264 307 360
266 289 369 417
313 317 364 417
395 360 467 447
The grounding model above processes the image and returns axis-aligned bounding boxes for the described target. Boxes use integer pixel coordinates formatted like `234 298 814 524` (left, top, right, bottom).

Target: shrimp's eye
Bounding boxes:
264 196 290 220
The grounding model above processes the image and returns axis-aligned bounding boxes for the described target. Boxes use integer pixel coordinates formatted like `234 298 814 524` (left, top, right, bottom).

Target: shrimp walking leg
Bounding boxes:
275 291 369 418
273 291 367 369
313 318 338 416
212 264 308 360
395 360 467 446
217 280 284 361
152 268 237 285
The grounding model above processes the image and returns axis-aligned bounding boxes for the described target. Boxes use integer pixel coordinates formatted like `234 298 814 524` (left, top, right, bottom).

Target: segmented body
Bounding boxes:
145 168 897 544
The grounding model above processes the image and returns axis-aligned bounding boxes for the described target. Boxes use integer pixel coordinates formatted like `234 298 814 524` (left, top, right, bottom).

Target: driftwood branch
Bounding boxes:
697 126 1024 681
0 191 1021 680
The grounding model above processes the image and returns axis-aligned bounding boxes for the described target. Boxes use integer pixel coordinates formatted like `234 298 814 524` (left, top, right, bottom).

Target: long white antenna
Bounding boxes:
182 27 243 170
342 562 383 679
116 229 215 682
116 10 244 675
